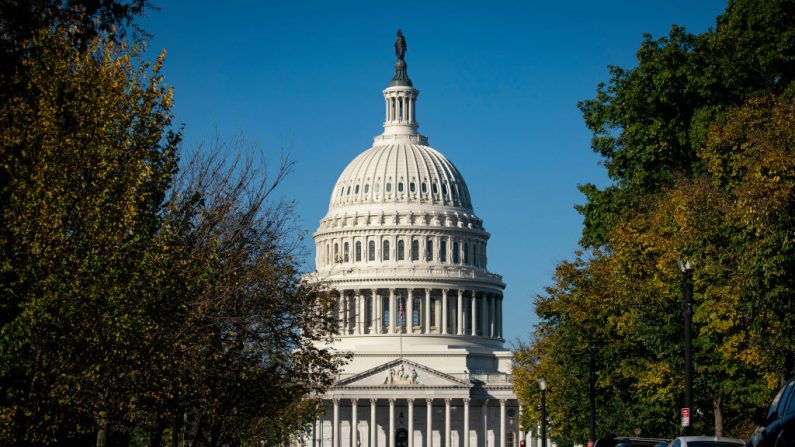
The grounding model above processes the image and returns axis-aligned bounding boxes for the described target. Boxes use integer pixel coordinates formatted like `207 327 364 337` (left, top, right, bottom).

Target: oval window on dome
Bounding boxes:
409 182 416 193
398 182 404 193
364 184 369 194
346 185 351 195
421 182 427 193
386 182 392 193
442 184 448 196
355 184 360 194
374 183 380 193
432 183 438 194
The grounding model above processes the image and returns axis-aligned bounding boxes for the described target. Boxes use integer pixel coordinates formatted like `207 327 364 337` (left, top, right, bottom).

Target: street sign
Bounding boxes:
681 407 691 427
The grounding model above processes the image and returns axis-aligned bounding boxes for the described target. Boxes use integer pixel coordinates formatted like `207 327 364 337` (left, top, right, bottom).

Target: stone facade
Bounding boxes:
302 38 541 447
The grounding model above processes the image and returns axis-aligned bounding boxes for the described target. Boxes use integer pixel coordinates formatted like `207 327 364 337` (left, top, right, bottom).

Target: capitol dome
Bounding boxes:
305 31 521 447
329 144 473 211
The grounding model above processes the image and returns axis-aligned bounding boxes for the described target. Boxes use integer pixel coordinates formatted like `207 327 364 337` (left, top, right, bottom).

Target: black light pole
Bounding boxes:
589 345 596 446
539 377 547 447
679 259 693 434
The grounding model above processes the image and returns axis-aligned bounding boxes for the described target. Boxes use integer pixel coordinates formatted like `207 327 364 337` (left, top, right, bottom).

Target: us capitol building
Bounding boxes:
303 32 540 447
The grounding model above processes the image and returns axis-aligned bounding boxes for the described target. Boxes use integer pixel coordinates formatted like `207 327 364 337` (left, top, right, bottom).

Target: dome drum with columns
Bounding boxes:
301 32 543 447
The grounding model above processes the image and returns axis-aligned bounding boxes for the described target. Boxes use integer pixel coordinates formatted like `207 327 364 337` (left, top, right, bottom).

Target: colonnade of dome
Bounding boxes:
332 287 503 339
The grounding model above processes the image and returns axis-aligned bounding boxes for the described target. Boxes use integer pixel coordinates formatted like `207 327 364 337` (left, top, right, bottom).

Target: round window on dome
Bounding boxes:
421 183 427 193
398 182 404 193
386 182 392 193
409 182 416 193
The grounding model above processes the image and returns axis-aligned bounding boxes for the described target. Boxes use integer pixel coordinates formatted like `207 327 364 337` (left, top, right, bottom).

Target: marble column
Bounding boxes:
481 400 489 447
371 289 379 334
407 289 414 333
441 289 448 335
500 399 506 447
371 399 378 447
354 293 361 335
389 398 396 447
389 289 396 334
445 399 451 447
457 289 464 335
352 399 359 447
464 399 470 447
407 399 415 447
471 290 477 336
312 418 317 447
424 289 431 334
480 294 488 337
426 399 433 447
489 294 496 337
333 399 340 447
339 292 346 334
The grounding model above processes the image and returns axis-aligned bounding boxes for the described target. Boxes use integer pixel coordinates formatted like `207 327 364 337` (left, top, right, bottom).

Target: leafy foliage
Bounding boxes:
516 1 795 445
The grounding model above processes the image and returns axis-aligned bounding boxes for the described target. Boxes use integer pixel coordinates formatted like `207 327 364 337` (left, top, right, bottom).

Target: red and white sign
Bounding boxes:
681 407 691 427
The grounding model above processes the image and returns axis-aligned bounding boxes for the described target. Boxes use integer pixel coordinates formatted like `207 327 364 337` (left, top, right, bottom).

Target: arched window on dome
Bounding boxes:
368 240 375 261
464 242 469 264
442 184 448 197
386 182 392 193
382 240 390 261
439 239 447 263
355 241 362 262
343 242 350 262
346 185 351 195
398 181 404 193
397 239 405 261
432 183 438 195
354 184 359 194
364 184 369 194
334 243 339 263
452 241 460 264
409 182 416 193
426 238 433 261
411 239 419 261
421 182 427 194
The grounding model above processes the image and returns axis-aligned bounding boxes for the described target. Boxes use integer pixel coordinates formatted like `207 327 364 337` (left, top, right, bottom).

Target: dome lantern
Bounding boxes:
380 30 422 140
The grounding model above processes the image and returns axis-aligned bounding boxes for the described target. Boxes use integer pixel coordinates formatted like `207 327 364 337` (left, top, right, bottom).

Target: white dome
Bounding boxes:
329 143 472 212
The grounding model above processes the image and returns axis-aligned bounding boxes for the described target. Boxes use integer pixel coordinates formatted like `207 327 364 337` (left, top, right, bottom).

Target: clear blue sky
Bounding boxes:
140 0 728 346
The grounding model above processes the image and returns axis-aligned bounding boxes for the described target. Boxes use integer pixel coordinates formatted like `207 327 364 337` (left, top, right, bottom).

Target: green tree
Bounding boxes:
576 0 795 248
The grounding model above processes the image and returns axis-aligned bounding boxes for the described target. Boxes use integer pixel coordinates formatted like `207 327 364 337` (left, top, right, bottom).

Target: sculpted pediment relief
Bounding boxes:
336 359 470 389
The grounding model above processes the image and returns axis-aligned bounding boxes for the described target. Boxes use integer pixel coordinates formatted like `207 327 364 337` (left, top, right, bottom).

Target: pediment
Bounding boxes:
335 359 471 389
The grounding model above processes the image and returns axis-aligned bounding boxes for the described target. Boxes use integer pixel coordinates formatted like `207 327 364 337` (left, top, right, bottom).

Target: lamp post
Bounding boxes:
678 259 693 434
539 378 547 447
588 345 596 447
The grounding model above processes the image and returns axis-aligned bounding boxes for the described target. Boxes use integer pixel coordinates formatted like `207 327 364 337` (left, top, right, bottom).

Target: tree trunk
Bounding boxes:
96 416 108 447
714 397 724 437
150 415 165 447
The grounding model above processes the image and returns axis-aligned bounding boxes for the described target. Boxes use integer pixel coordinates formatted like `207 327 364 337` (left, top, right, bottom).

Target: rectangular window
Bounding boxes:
411 240 419 261
426 238 433 261
439 239 447 263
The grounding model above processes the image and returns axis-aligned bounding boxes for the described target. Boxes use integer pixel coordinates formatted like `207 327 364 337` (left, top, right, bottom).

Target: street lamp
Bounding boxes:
539 377 547 447
678 258 693 434
588 345 596 446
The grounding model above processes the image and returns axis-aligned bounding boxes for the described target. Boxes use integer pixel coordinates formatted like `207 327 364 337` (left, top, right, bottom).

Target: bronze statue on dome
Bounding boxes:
395 29 406 60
